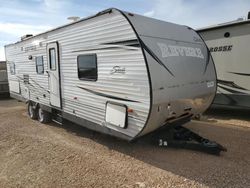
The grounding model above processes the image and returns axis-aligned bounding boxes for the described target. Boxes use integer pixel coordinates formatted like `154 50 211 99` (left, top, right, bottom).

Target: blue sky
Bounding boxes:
1 0 250 60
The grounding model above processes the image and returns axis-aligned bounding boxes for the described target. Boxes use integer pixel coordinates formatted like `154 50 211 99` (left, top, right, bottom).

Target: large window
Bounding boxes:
77 54 97 81
35 56 44 74
49 48 56 70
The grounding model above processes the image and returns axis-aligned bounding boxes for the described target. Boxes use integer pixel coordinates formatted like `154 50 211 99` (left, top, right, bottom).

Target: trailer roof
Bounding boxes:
4 8 120 47
197 19 250 32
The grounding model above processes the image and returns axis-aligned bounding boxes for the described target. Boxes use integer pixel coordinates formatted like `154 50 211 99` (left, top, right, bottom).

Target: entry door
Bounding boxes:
47 42 61 108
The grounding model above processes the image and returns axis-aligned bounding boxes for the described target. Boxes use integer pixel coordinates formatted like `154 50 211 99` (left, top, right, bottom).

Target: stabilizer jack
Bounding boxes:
152 125 227 155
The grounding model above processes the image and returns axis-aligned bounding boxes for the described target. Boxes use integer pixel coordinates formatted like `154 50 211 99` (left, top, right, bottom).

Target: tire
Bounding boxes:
37 106 52 123
28 102 37 120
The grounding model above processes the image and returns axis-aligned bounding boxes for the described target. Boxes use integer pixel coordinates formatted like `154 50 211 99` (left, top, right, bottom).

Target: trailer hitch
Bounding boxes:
152 125 227 155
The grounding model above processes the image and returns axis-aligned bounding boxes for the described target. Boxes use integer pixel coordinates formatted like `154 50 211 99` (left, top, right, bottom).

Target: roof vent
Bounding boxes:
21 34 33 41
67 16 80 22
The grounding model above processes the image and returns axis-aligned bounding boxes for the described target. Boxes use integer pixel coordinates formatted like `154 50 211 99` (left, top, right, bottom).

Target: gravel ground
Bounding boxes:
0 99 250 188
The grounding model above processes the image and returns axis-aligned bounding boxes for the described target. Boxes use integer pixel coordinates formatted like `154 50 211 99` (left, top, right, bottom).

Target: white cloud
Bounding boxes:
0 22 52 37
43 0 71 12
144 10 155 17
0 47 5 61
0 7 40 18
0 0 102 61
144 0 250 28
0 22 52 61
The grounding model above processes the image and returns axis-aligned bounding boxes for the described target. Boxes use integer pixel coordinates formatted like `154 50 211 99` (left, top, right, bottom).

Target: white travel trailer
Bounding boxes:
5 8 217 142
198 16 250 109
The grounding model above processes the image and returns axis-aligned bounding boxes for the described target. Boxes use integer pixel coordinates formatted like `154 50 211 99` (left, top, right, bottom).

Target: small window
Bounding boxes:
77 54 97 81
10 62 15 75
36 56 44 74
49 48 56 70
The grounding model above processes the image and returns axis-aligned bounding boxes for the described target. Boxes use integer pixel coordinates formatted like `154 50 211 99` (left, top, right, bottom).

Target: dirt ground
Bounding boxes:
0 99 250 188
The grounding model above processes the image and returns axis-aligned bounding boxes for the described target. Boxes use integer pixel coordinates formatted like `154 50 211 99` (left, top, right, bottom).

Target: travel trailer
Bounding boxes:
0 61 9 97
198 15 250 109
5 8 217 142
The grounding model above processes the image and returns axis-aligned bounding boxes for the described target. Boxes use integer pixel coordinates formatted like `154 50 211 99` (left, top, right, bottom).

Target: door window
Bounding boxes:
49 48 56 70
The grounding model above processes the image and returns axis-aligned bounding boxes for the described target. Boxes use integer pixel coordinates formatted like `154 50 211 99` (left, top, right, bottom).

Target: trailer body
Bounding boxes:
5 9 216 140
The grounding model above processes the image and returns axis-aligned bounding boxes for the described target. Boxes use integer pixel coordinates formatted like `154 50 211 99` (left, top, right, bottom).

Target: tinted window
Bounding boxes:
36 56 44 74
49 48 56 70
77 54 97 81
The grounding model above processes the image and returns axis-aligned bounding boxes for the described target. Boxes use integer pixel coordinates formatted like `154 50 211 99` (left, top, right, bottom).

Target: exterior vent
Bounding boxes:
23 74 29 84
21 34 33 41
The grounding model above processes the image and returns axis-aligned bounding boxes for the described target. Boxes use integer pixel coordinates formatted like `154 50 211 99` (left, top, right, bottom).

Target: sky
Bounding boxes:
1 0 250 60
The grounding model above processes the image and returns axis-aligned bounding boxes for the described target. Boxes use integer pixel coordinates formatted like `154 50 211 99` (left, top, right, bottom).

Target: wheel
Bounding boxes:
37 106 52 123
28 102 37 120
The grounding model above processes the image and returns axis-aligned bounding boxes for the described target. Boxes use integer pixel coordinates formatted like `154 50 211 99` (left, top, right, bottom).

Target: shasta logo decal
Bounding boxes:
157 43 204 59
110 66 126 74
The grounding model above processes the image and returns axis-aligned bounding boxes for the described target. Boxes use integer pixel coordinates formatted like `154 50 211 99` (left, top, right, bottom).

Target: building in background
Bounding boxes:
0 61 9 97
